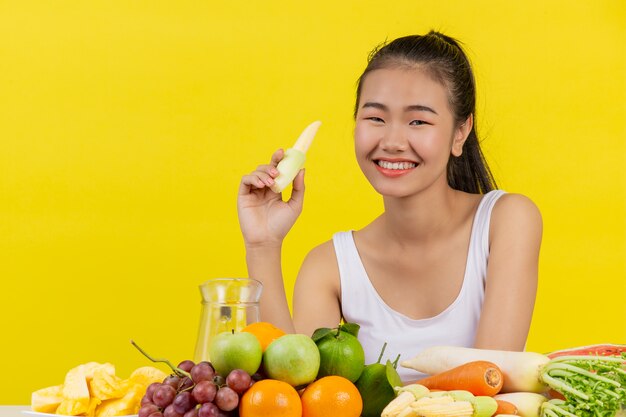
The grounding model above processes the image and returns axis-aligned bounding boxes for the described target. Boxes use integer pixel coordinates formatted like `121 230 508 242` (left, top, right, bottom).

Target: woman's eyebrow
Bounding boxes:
361 102 437 115
361 102 388 111
405 104 438 115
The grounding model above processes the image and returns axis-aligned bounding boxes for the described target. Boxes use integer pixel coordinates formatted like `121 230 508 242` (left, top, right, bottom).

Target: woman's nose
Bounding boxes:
380 125 408 152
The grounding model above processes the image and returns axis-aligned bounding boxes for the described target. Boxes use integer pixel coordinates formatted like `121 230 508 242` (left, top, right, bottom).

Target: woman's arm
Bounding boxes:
292 240 343 336
245 244 295 333
473 193 543 351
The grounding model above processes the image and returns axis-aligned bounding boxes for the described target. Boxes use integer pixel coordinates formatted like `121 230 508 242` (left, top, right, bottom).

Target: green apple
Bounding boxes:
263 334 320 387
208 330 262 376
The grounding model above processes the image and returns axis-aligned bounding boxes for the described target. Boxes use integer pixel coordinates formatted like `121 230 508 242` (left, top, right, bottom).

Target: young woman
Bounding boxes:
237 31 542 381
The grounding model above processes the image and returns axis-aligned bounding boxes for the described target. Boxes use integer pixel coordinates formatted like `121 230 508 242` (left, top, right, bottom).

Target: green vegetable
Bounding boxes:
539 354 626 417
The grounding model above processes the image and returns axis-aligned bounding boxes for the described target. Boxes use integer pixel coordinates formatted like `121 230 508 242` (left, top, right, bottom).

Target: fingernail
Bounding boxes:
266 178 274 185
270 168 278 176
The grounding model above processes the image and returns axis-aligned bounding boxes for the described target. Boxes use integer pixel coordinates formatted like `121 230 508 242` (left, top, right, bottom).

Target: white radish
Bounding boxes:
270 120 321 193
493 393 547 417
400 346 550 393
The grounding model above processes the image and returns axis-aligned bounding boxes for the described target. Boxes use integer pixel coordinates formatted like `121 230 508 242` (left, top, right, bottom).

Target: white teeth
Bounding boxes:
377 160 417 170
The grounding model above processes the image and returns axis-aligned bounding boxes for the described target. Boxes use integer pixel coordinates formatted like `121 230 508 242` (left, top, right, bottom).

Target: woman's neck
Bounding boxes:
380 185 460 245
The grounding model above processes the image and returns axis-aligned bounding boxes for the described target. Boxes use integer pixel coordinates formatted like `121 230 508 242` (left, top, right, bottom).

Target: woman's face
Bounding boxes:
354 67 467 198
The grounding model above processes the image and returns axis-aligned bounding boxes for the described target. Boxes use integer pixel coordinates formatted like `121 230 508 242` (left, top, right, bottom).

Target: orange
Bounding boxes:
242 322 286 351
301 375 363 417
239 379 302 417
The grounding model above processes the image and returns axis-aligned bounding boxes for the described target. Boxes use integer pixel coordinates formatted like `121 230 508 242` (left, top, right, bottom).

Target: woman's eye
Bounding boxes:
409 119 427 126
366 116 384 123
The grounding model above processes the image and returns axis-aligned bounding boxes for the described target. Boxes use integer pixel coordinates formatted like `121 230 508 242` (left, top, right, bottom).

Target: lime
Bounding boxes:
312 323 365 383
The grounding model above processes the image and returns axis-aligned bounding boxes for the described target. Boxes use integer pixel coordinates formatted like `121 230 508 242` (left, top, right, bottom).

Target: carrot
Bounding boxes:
414 360 503 396
495 399 518 415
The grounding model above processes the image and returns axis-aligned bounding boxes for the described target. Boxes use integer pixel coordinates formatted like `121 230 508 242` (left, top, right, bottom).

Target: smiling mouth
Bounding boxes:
375 160 418 170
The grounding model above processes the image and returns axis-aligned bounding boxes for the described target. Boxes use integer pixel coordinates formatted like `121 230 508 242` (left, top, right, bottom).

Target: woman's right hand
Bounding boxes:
237 149 305 248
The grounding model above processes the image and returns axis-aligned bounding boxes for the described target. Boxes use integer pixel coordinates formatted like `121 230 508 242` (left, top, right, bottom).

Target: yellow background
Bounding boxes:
1 0 624 404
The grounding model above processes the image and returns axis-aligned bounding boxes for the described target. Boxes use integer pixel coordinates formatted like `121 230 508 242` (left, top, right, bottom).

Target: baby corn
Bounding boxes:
382 383 498 417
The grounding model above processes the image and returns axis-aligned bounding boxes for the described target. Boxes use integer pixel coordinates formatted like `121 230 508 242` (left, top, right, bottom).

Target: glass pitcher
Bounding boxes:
194 277 263 362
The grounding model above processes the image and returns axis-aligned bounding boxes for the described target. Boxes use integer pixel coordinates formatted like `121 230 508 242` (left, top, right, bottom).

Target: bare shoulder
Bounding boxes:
304 239 337 261
299 239 340 280
490 193 543 243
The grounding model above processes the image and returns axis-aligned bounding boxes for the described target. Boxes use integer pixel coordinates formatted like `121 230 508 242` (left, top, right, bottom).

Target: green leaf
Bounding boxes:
385 360 403 388
339 322 360 338
311 327 333 342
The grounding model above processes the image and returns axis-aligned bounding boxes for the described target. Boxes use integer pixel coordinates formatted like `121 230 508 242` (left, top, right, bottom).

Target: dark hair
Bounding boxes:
355 31 497 194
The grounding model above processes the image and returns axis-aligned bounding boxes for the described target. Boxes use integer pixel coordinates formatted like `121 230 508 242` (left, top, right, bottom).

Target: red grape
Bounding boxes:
191 362 215 383
178 376 194 391
178 360 195 372
163 374 181 389
153 384 177 408
141 396 155 407
191 380 217 403
147 412 164 417
139 404 160 417
225 369 251 395
145 382 162 401
215 387 238 412
197 402 220 417
183 407 199 417
173 391 196 414
163 405 184 417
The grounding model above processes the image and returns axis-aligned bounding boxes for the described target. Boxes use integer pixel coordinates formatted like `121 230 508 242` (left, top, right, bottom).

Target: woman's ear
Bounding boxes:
451 114 473 157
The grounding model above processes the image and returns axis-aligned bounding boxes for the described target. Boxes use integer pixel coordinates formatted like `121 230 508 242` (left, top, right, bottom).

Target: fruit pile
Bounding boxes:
31 321 401 417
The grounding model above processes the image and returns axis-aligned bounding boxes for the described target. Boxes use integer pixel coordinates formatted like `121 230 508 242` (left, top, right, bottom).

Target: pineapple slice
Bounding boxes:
31 384 64 413
56 399 88 416
90 366 126 401
129 366 168 388
58 365 90 415
85 396 103 417
80 362 114 381
94 383 144 417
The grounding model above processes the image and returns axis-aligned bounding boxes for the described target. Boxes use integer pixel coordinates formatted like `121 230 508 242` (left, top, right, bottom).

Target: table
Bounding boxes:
0 407 139 416
0 406 29 417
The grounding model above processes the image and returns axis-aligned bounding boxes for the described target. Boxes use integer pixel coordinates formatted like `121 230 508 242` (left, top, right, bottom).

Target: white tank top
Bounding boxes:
333 190 505 382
